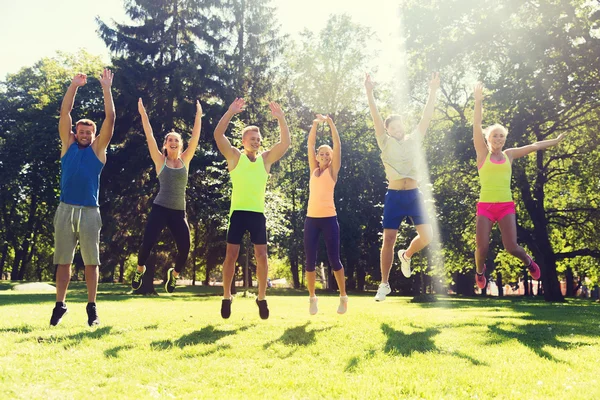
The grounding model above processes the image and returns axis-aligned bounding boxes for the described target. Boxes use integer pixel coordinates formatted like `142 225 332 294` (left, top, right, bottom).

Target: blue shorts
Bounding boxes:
382 189 428 229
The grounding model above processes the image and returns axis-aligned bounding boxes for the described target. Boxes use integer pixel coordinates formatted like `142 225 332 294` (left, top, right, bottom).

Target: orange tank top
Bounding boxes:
307 167 336 217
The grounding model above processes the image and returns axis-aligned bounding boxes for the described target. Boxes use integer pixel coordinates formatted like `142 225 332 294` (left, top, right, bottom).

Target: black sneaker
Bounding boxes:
86 303 100 326
131 266 146 290
256 298 269 320
50 302 68 326
221 298 232 319
165 268 176 293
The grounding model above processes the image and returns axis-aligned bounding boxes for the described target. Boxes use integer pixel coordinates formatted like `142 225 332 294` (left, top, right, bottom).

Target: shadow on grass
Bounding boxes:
36 326 113 348
0 325 34 334
150 324 253 350
485 322 589 363
381 323 441 356
262 322 332 359
104 344 134 358
342 323 487 372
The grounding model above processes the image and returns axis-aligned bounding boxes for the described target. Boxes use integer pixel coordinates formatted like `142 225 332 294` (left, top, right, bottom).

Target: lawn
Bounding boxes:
1 282 599 399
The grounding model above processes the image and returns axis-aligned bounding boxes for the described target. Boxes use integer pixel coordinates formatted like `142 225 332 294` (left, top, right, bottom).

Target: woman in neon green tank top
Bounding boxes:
473 83 566 291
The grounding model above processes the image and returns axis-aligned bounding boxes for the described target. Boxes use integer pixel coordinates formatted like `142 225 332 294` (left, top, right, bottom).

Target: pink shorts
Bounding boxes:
476 202 515 223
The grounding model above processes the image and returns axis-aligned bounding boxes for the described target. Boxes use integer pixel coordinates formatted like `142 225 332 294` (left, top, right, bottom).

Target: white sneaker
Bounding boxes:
398 250 412 278
337 295 348 314
309 296 318 315
374 283 391 302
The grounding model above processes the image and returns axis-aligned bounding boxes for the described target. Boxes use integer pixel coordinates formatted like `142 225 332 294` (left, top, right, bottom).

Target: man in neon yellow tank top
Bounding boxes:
214 98 291 320
472 83 566 290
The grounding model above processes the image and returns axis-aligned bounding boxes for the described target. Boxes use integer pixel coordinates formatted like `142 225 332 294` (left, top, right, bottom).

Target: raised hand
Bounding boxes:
269 102 285 120
138 98 147 115
429 72 441 92
474 82 484 102
99 68 114 88
196 100 203 117
313 114 327 124
228 98 245 114
555 133 567 143
72 73 87 87
364 73 375 92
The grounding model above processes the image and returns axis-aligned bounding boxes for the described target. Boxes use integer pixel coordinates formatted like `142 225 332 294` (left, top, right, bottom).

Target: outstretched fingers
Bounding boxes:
269 102 285 119
228 98 245 114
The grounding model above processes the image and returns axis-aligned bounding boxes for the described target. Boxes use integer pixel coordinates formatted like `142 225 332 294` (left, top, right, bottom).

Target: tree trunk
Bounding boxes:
119 258 125 283
523 269 530 296
496 271 504 297
565 267 574 297
0 242 8 279
455 272 475 296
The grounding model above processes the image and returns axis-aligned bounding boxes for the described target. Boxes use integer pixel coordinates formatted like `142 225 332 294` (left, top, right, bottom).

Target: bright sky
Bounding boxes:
0 0 401 80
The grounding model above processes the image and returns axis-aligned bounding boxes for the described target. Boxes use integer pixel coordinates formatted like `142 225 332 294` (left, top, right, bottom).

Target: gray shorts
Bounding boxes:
53 202 102 265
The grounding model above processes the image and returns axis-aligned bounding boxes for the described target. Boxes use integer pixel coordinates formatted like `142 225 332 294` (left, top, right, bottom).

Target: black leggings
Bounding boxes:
137 204 190 273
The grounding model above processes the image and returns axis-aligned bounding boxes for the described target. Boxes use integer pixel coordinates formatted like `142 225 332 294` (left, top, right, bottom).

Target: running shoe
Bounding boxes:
131 265 146 290
374 283 391 302
165 268 176 293
50 303 68 326
476 265 487 290
337 295 349 314
526 256 541 280
309 296 318 315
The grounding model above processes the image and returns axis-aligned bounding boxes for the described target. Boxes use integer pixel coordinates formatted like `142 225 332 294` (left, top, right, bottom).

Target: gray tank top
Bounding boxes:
153 158 188 210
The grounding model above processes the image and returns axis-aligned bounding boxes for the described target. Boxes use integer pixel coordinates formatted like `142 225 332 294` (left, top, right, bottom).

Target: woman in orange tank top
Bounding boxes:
304 114 348 315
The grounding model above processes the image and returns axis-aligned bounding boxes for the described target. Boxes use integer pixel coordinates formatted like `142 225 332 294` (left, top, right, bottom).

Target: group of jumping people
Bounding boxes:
49 70 566 326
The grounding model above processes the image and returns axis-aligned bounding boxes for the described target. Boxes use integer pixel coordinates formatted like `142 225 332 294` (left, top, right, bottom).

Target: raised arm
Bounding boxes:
93 69 116 159
138 98 164 172
59 74 86 154
505 133 567 161
307 116 321 173
473 83 489 165
263 102 291 167
214 98 244 162
326 115 342 181
181 100 203 167
416 72 440 136
364 73 385 137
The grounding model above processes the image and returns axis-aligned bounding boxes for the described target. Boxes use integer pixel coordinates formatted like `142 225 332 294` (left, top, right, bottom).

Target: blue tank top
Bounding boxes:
60 143 104 206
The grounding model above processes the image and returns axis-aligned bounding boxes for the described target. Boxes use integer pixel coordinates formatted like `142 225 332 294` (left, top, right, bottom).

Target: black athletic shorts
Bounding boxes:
227 211 267 245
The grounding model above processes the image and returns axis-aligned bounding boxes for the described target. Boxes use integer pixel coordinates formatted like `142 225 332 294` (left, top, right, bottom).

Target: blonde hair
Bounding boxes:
241 125 260 140
483 124 508 140
163 132 183 156
316 144 333 154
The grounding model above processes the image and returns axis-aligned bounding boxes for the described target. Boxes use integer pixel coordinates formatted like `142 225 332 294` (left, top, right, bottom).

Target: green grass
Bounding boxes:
1 283 599 399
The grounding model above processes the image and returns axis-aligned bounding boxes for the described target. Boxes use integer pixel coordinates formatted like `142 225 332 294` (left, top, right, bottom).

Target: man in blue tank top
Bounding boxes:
49 69 115 327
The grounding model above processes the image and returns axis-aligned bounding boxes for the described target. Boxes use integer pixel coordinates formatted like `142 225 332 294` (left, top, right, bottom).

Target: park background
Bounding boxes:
1 0 600 302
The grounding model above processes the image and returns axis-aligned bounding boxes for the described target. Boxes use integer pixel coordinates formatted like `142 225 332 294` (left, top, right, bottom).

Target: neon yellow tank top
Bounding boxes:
478 152 513 202
229 153 269 215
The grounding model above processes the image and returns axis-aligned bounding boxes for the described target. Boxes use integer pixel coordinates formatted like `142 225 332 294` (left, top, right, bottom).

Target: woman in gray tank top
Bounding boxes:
131 98 202 294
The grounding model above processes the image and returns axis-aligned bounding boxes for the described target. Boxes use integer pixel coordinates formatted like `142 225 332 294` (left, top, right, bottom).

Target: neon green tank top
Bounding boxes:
229 153 269 215
478 152 513 202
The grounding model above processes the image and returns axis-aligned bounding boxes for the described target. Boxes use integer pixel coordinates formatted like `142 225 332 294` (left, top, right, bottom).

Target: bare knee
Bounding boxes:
504 243 521 256
418 226 433 245
254 246 268 261
382 231 397 248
